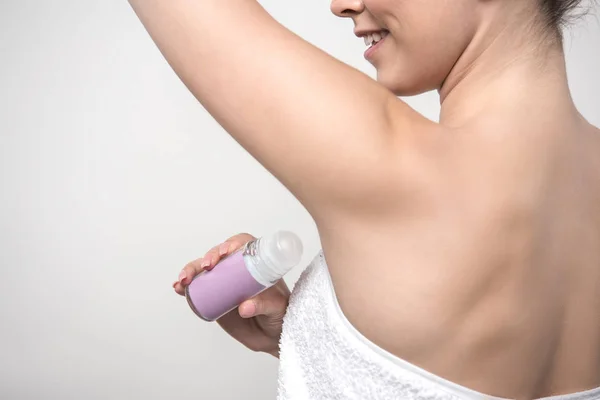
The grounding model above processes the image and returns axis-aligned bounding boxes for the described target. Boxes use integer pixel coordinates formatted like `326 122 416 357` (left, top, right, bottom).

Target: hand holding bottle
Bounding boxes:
174 233 294 357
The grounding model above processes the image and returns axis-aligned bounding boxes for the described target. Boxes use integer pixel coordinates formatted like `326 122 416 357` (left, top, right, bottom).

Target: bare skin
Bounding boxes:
174 233 289 359
129 0 600 398
319 120 600 398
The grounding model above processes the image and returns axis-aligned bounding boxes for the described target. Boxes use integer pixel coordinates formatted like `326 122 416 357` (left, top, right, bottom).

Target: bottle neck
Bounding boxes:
242 238 283 287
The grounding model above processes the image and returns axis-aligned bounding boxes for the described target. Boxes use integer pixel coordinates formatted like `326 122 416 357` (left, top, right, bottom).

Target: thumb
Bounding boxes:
239 295 286 319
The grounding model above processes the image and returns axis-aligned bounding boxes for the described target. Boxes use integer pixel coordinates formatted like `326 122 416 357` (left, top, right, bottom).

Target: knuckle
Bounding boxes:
205 249 219 260
183 262 196 272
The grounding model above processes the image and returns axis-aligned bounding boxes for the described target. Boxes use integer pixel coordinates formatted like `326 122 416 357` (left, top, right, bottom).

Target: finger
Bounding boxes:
238 300 256 318
173 234 255 294
174 242 238 290
238 289 287 319
223 233 255 254
173 279 186 296
178 256 210 286
218 242 231 257
202 246 223 271
225 232 255 244
205 237 250 271
219 236 250 256
172 247 225 293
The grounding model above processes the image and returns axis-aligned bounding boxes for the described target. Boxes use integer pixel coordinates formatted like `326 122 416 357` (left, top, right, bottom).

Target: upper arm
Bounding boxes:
128 0 424 218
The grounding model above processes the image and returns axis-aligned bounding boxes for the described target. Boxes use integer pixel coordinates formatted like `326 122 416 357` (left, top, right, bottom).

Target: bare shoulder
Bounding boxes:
317 116 600 397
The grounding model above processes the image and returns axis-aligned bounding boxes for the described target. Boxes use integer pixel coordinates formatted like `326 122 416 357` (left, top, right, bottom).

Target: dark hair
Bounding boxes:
539 0 587 30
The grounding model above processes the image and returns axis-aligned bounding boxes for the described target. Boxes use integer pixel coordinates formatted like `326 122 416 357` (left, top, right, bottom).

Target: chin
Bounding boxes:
376 67 442 97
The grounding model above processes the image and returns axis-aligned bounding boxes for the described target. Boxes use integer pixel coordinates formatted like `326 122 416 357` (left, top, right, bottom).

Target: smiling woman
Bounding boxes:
128 0 600 399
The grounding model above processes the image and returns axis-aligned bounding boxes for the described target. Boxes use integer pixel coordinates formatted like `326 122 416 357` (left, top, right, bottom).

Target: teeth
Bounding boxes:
363 31 388 47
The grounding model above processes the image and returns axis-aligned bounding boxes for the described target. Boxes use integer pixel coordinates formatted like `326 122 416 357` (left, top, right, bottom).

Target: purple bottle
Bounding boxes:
185 231 303 321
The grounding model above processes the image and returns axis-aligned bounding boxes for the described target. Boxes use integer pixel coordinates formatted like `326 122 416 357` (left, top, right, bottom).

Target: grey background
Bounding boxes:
0 1 598 399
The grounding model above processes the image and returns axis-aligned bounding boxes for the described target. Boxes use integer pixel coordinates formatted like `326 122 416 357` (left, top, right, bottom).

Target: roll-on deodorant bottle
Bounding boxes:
185 231 303 321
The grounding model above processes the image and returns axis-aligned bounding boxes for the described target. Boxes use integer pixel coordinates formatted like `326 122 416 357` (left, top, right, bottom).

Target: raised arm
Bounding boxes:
128 0 420 218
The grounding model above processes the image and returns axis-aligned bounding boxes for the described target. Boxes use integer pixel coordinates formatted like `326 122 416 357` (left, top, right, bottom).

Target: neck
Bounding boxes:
438 9 578 128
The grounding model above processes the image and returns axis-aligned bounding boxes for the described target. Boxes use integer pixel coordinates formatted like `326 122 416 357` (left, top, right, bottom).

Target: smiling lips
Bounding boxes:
363 30 389 47
361 30 389 60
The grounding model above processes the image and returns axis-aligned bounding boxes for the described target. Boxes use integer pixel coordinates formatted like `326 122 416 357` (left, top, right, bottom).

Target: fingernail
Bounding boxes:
201 258 211 269
172 281 178 288
178 270 186 283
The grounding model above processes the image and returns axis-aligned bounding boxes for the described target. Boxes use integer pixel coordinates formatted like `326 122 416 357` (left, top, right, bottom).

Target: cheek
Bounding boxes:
377 13 477 95
375 35 460 96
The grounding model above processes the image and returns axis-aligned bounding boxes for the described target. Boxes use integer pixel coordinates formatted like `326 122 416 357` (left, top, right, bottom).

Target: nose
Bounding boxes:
330 0 365 18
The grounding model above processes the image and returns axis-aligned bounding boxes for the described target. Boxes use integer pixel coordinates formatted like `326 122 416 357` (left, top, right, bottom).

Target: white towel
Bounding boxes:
276 250 600 400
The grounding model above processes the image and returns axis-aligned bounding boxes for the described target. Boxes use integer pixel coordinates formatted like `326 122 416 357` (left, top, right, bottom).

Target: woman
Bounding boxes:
129 0 600 398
